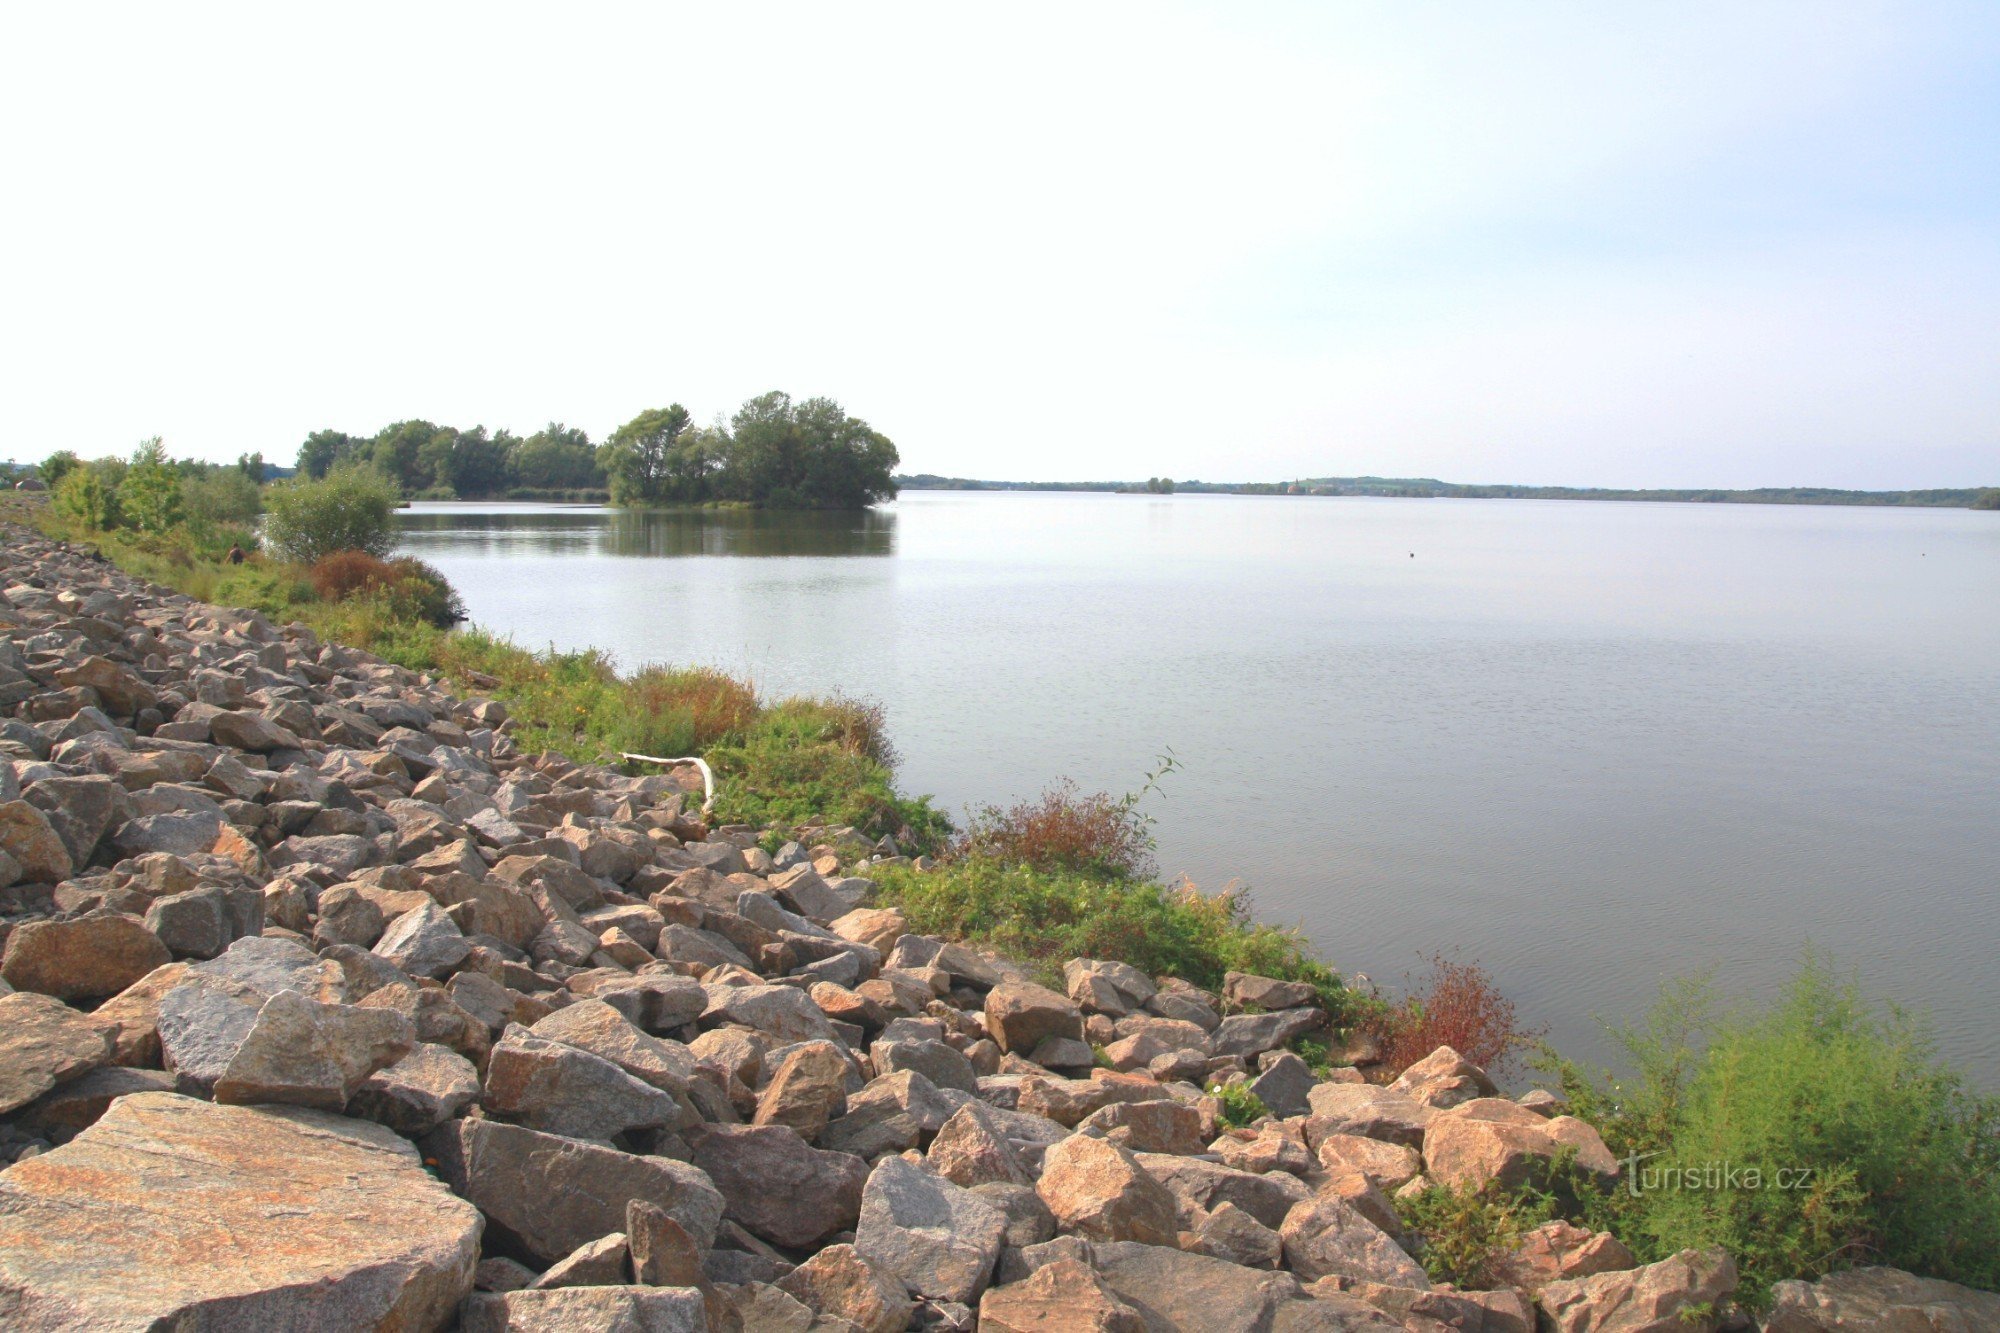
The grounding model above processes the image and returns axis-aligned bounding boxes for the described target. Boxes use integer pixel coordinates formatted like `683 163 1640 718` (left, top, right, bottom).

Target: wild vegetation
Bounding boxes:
293 390 898 509
26 446 939 848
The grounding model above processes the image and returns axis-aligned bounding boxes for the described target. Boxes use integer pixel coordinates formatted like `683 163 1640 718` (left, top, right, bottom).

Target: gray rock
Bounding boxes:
690 1122 870 1249
870 1038 979 1093
1765 1265 2000 1332
211 989 415 1110
351 1042 482 1135
23 774 130 867
0 1091 480 1331
460 1286 707 1332
820 1070 955 1159
144 885 233 959
483 1027 681 1141
702 982 843 1046
373 898 470 979
1248 1051 1318 1119
855 1156 1008 1305
425 1117 725 1266
1278 1197 1429 1288
529 1234 632 1290
1211 1008 1325 1060
1540 1247 1736 1333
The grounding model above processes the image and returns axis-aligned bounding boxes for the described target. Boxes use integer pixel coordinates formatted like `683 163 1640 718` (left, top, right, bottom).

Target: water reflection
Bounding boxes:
395 505 896 558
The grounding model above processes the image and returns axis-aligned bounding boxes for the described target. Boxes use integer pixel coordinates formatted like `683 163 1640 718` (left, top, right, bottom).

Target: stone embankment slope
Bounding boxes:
0 522 1990 1332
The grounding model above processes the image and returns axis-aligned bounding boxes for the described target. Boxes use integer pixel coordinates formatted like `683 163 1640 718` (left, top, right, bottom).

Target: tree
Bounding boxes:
443 428 514 497
297 429 363 479
39 450 80 488
511 423 604 491
236 451 266 482
119 437 185 534
1973 488 2000 511
602 404 693 505
369 420 444 494
184 468 263 529
262 467 400 563
716 391 899 509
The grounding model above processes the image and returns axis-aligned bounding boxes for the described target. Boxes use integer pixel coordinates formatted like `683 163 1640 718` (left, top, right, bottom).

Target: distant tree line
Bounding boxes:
37 441 265 538
895 473 2000 509
296 391 898 510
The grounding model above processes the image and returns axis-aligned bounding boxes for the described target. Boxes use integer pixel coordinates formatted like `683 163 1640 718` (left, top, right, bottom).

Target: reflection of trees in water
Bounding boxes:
393 507 895 558
601 508 895 558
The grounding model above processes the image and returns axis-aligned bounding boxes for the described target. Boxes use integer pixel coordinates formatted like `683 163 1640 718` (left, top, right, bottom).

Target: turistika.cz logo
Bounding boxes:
1620 1151 1818 1197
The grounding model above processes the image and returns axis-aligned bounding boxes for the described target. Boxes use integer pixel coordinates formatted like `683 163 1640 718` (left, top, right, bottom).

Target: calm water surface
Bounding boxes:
396 494 2000 1084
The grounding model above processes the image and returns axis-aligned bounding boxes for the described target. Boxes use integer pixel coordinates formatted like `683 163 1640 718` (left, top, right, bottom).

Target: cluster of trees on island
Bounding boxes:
294 391 898 509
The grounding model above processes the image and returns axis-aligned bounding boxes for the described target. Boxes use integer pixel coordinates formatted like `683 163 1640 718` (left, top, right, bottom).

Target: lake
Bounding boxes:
395 493 2000 1085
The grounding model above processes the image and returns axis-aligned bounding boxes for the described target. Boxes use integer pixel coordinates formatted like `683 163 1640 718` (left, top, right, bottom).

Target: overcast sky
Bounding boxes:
3 4 1995 487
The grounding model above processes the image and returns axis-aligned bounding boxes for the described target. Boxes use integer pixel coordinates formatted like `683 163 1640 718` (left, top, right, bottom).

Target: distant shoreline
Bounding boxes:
895 474 2000 509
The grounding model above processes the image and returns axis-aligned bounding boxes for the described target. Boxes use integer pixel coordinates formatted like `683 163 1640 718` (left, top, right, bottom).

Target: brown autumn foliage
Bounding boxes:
956 778 1154 879
308 550 397 601
626 667 761 751
1377 952 1542 1079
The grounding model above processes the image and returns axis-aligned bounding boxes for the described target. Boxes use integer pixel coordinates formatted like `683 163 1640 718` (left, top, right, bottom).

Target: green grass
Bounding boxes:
1208 1080 1270 1128
867 855 1377 1029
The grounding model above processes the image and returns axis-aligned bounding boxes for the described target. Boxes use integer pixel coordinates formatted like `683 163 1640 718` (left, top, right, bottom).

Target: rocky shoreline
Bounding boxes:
0 519 1993 1332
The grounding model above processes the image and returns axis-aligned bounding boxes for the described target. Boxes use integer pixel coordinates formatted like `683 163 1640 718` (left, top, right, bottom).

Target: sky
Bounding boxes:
2 3 1996 488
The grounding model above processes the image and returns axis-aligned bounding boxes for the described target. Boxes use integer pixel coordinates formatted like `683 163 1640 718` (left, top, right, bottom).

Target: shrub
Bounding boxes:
263 467 399 563
381 556 466 628
1208 1080 1270 1129
1377 953 1541 1080
1396 1180 1552 1288
625 667 760 753
52 467 119 530
310 550 397 600
959 778 1155 879
1540 956 2000 1307
707 700 950 851
307 551 464 629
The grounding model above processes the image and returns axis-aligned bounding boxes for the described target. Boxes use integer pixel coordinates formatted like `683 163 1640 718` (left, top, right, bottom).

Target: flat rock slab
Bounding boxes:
0 1091 482 1331
0 991 110 1115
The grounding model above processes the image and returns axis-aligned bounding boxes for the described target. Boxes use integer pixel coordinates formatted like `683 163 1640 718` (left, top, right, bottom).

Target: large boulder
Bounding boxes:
927 1100 1033 1188
1305 1084 1435 1148
1036 1134 1179 1246
1539 1247 1736 1333
0 1092 480 1330
0 800 70 884
1278 1197 1429 1288
1135 1152 1312 1230
1088 1241 1394 1332
984 979 1084 1055
1422 1098 1618 1192
1 911 170 1002
689 1123 870 1249
1388 1045 1499 1109
775 1244 915 1333
979 1257 1145 1332
854 1156 1008 1305
211 989 415 1110
0 991 110 1115
1765 1266 2000 1332
424 1117 723 1266
482 1028 681 1141
754 1040 852 1140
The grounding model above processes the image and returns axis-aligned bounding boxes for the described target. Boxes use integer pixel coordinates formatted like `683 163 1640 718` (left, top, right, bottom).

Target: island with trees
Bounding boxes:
292 390 898 510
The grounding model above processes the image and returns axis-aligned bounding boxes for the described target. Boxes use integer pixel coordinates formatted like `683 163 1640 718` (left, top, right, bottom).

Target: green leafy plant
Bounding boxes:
1208 1080 1270 1129
1395 1179 1553 1288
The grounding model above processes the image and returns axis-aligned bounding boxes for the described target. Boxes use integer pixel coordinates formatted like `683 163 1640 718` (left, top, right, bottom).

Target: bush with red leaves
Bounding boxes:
1377 952 1542 1080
